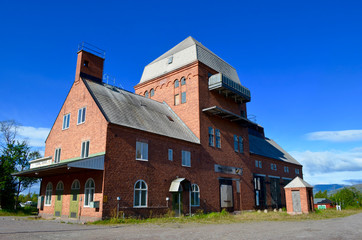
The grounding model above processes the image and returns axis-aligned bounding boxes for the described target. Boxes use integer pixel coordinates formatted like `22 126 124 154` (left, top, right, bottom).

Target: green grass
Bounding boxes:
91 208 362 225
0 206 38 216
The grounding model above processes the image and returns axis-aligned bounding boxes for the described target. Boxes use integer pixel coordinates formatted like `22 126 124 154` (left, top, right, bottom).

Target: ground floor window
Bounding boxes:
71 179 80 201
56 181 64 201
134 180 147 207
254 176 266 209
270 177 281 208
191 184 200 206
45 182 52 206
84 178 95 207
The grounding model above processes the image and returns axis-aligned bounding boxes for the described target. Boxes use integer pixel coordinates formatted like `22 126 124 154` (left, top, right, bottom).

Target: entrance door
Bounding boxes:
69 180 80 218
219 179 233 211
270 178 281 208
54 181 64 217
172 191 183 216
254 176 266 209
292 190 302 212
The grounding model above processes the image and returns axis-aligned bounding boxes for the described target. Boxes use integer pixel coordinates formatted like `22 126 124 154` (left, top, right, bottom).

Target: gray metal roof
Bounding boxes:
285 177 313 188
139 36 241 84
84 79 200 144
249 134 302 166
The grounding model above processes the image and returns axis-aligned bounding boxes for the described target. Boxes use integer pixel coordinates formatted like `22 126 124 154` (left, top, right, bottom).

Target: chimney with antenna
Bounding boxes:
75 42 105 84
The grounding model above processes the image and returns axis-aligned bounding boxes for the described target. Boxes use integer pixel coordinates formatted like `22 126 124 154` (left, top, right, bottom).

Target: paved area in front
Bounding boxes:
1 213 362 240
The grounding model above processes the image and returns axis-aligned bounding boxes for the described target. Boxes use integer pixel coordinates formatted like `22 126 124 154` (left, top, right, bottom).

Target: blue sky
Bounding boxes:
1 0 362 187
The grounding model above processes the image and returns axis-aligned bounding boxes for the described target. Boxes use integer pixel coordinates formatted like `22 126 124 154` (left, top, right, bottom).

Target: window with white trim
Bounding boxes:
45 182 52 206
136 141 148 161
62 113 70 130
191 184 200 206
168 149 173 161
84 178 95 207
215 129 221 148
71 180 80 201
134 180 147 207
77 107 86 124
208 127 214 147
182 150 191 167
81 140 89 158
54 148 61 163
255 160 262 168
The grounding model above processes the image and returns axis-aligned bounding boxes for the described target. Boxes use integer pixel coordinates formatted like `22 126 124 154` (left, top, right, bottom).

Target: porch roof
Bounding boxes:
13 155 104 178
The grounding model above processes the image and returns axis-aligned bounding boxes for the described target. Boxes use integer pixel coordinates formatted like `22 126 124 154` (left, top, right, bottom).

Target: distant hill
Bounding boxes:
313 184 345 194
328 184 362 195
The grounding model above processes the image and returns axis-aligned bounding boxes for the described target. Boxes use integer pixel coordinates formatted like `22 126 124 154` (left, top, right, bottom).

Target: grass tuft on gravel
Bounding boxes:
91 208 362 225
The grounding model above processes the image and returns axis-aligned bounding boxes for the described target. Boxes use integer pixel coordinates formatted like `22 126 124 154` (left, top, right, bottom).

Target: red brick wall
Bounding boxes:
39 170 104 221
44 78 108 162
285 187 313 214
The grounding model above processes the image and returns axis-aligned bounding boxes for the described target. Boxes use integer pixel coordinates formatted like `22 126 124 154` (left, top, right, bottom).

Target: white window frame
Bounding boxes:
62 113 70 130
45 182 52 206
81 140 90 158
77 107 86 125
136 141 148 161
182 150 191 167
191 184 200 206
168 149 173 161
54 148 61 163
134 180 148 208
84 178 95 207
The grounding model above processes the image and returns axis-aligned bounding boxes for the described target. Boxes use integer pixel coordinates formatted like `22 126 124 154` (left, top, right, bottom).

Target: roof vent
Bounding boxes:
168 56 173 64
167 115 174 122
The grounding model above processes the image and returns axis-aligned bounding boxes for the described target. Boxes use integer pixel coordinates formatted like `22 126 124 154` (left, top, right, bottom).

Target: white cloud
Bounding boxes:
291 149 362 175
17 126 50 148
306 130 362 142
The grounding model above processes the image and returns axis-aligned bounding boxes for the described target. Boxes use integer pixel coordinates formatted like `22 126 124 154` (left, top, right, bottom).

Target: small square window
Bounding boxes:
77 107 86 125
168 149 173 161
136 141 148 161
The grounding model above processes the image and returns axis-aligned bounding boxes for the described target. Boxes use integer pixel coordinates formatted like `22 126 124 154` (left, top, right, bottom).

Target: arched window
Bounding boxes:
56 181 64 201
45 182 52 206
71 180 80 201
145 91 149 98
84 178 95 207
191 184 200 206
181 77 186 86
134 180 147 207
174 80 179 88
150 88 154 97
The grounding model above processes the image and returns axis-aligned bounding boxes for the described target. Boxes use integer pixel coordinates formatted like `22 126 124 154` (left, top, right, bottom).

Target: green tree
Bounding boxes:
330 187 362 208
0 120 40 209
315 190 328 198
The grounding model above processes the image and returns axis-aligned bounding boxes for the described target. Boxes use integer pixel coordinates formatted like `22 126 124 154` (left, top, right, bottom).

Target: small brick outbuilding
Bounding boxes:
284 177 314 214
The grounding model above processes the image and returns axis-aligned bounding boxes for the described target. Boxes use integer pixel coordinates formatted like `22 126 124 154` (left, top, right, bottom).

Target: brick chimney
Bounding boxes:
75 47 105 84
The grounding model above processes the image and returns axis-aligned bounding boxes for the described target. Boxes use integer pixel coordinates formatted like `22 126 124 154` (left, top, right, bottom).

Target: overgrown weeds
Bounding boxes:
91 208 362 225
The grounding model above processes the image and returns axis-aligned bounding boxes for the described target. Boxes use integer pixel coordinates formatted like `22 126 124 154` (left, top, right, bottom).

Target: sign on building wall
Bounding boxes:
214 164 242 176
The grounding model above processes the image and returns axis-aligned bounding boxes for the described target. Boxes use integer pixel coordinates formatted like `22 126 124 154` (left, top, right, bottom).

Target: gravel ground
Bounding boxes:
1 213 362 240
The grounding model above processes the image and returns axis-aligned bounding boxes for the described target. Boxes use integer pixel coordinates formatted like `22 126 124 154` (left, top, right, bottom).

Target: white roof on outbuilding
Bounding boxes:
284 176 313 188
139 36 241 84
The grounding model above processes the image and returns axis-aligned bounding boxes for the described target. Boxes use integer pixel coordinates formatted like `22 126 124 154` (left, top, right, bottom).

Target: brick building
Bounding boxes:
16 37 303 221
